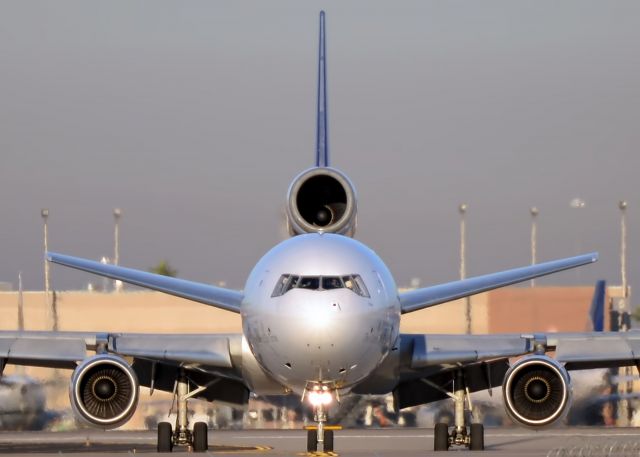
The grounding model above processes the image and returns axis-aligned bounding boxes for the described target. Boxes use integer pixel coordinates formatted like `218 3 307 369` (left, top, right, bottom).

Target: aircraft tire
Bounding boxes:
324 429 334 452
307 429 318 452
470 423 484 451
157 422 173 452
193 422 208 452
434 423 449 451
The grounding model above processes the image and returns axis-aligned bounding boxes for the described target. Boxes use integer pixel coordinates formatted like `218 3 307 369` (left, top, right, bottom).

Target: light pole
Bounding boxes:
569 198 586 252
41 208 51 327
114 208 122 266
619 201 628 303
618 201 632 425
113 208 122 292
459 204 471 334
17 272 24 331
17 271 25 375
530 207 538 287
459 204 467 281
570 198 586 281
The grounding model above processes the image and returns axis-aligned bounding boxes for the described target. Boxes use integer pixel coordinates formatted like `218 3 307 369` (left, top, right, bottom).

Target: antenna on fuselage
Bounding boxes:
315 11 329 168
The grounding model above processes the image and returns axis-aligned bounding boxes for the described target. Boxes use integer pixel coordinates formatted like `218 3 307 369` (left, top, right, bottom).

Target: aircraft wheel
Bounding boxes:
434 422 449 451
470 423 484 451
324 429 334 452
307 429 318 452
193 421 208 452
157 422 173 452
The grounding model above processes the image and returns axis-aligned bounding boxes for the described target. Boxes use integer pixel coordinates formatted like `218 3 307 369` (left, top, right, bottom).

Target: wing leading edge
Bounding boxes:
399 252 598 314
47 252 243 313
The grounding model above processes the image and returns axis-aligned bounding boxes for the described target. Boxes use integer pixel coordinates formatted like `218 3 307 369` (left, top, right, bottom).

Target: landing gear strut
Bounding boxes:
433 369 484 451
157 370 209 453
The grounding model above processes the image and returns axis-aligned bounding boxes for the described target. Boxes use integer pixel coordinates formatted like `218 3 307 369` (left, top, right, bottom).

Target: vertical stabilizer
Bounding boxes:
315 11 329 167
589 279 606 331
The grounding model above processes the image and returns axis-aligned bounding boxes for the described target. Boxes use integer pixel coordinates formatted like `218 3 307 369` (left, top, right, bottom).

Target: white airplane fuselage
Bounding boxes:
241 233 400 395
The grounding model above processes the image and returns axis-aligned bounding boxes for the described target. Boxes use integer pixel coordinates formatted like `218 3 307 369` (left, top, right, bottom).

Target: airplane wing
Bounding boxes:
0 331 249 404
399 253 598 314
393 331 640 410
47 252 243 313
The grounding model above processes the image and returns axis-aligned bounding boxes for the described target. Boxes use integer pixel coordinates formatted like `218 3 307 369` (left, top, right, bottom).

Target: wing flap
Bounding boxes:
0 331 240 372
110 334 233 367
400 253 598 314
0 334 87 369
47 252 243 313
410 334 529 368
549 331 640 369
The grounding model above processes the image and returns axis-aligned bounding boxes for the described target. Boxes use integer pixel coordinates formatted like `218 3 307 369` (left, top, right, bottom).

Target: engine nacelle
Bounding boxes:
286 167 357 236
69 354 139 429
503 355 572 427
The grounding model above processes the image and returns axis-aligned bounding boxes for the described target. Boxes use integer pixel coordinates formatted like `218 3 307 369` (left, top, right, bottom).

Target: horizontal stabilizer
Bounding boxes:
400 252 598 314
47 252 243 313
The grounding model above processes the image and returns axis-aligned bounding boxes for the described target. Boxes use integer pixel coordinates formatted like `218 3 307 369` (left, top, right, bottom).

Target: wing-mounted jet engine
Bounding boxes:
503 355 572 427
69 354 139 428
286 167 357 236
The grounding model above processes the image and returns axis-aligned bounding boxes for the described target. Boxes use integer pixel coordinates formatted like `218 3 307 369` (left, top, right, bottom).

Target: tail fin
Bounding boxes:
589 279 606 331
315 11 329 167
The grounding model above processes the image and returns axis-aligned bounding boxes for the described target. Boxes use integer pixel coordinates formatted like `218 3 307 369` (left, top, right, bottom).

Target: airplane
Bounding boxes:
2 10 639 453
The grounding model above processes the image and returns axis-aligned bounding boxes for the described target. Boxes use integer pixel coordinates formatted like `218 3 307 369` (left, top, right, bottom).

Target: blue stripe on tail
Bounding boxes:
315 11 329 167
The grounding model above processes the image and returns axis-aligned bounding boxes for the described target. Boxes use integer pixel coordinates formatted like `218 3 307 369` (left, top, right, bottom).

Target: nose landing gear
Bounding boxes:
305 384 340 453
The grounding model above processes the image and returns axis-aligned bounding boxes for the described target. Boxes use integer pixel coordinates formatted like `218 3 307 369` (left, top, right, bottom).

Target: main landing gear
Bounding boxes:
157 370 209 453
305 384 340 453
432 369 484 451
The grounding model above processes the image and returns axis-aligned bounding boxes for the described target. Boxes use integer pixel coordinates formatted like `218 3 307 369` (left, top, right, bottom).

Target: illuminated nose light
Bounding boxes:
308 391 333 406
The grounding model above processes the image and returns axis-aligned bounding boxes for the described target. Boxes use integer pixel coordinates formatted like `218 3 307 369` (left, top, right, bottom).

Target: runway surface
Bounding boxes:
1 428 640 456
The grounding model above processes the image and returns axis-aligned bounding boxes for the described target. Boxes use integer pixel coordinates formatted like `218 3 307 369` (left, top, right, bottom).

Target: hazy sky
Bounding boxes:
1 1 639 295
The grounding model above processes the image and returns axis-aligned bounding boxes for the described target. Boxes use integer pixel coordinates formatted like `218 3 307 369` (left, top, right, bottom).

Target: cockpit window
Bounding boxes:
342 275 370 297
322 276 343 290
298 276 320 290
271 274 299 297
271 274 370 297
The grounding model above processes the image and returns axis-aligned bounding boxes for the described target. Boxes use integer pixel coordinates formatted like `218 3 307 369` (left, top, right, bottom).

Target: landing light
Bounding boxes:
308 390 333 406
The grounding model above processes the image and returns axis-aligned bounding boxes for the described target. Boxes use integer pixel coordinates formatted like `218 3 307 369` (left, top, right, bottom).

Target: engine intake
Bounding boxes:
287 167 357 236
503 355 571 427
70 354 139 428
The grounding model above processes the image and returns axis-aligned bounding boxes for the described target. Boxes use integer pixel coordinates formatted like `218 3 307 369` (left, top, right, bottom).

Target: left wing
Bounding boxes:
399 253 598 314
47 252 243 313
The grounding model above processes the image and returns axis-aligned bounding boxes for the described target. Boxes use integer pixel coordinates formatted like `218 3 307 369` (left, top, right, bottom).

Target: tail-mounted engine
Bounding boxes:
70 354 139 429
286 167 357 236
503 355 572 427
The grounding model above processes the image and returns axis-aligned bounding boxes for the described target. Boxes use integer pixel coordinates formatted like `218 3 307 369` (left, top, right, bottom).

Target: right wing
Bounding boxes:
399 252 598 314
47 252 243 313
393 331 640 410
0 331 249 404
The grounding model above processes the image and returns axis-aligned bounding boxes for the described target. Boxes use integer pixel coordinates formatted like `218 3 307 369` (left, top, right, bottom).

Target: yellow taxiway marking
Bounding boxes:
218 445 273 454
303 425 343 431
298 452 339 457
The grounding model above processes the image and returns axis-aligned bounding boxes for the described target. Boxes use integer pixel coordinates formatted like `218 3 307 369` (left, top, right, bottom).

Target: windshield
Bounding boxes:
271 274 370 298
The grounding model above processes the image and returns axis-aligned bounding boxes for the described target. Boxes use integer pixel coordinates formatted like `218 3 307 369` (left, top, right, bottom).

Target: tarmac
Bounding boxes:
2 428 640 457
